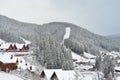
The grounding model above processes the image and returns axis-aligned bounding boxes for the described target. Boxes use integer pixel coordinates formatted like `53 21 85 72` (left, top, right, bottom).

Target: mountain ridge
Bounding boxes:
0 15 120 56
108 33 120 40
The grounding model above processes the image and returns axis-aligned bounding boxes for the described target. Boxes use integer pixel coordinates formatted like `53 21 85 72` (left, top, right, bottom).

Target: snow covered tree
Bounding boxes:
95 54 114 80
35 34 73 69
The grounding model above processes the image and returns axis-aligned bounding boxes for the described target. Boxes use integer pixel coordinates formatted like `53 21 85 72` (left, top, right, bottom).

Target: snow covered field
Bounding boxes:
71 51 96 64
0 72 23 80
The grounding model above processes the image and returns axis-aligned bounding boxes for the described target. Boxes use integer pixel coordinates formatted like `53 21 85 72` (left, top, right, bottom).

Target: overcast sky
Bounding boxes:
0 0 120 36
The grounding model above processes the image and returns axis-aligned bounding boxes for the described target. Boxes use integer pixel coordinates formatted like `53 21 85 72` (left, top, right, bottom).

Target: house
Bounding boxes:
12 44 17 51
0 43 11 51
0 54 18 72
40 69 75 80
0 62 17 72
7 44 15 52
16 43 29 52
0 43 29 52
40 69 55 80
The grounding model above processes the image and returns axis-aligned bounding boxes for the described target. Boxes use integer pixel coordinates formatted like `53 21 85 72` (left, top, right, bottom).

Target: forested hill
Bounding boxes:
0 15 120 56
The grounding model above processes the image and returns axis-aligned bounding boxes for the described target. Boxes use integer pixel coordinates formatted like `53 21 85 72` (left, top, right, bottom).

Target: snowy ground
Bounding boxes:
83 52 96 59
71 51 96 64
0 72 24 80
71 51 87 62
76 71 104 80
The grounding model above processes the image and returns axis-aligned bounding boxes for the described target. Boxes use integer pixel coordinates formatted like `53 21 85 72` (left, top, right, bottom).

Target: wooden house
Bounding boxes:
7 44 15 52
12 44 17 51
0 54 18 72
16 43 29 52
0 62 17 72
20 44 29 52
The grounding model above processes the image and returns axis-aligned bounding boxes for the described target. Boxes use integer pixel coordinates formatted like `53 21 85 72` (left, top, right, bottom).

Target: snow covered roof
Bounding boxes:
15 43 24 49
59 70 75 80
117 59 120 63
84 52 96 59
72 52 96 64
43 69 55 80
0 43 11 49
0 42 27 50
0 72 23 80
0 53 17 63
71 52 89 62
43 69 75 80
114 67 120 71
78 71 100 80
77 65 94 70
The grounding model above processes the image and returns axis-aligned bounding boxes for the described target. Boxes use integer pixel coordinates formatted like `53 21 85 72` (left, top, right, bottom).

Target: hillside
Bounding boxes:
42 22 120 55
0 15 120 56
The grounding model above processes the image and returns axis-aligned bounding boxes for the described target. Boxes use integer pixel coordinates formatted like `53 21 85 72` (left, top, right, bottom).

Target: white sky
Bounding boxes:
0 0 120 35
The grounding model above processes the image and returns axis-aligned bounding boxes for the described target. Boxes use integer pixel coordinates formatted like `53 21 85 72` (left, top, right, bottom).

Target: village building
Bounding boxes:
0 43 11 51
40 69 75 80
0 43 29 52
0 54 18 72
0 53 33 72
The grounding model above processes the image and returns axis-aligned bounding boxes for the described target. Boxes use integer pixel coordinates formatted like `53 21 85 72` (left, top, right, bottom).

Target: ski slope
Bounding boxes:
63 27 71 40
